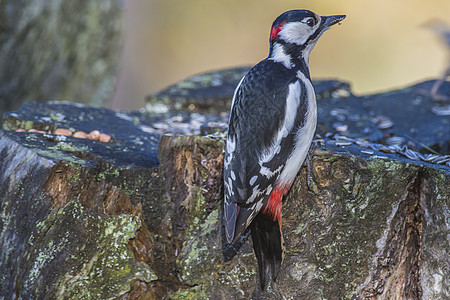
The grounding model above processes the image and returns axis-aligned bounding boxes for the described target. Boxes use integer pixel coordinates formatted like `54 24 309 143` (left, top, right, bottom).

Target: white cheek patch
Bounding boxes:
278 22 312 45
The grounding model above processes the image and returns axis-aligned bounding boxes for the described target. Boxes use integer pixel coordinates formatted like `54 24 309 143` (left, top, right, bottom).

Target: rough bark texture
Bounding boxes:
0 73 449 299
0 1 123 119
0 131 164 299
158 137 449 300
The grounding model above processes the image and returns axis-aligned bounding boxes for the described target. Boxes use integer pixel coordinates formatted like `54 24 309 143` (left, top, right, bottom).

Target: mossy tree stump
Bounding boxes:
0 71 449 299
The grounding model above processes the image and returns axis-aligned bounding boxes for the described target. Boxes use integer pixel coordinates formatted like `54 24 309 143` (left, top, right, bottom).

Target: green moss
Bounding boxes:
67 168 81 183
24 120 34 130
119 173 146 195
57 142 87 152
177 209 220 286
2 114 57 132
55 204 157 298
6 133 89 166
217 258 256 288
188 189 206 224
50 112 66 122
282 151 429 298
169 286 207 299
95 163 121 182
175 81 197 90
424 168 448 205
19 199 158 299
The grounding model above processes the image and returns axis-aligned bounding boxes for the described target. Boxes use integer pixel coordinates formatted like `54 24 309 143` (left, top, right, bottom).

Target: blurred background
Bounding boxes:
112 0 450 109
1 0 449 113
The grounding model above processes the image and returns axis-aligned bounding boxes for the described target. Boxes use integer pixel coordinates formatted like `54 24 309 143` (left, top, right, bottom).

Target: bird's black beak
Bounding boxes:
320 14 346 31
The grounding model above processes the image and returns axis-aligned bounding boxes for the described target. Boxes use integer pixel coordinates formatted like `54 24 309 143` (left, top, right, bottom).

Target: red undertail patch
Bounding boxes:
262 183 291 224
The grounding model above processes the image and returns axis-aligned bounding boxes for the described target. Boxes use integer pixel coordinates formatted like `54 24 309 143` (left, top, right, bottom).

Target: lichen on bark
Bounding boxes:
1 77 448 298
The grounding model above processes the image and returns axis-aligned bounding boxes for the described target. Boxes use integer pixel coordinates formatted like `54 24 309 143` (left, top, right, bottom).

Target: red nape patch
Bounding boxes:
270 22 285 40
262 184 291 224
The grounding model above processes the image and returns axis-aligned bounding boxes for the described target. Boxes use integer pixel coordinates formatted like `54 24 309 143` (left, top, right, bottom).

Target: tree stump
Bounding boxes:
1 69 449 299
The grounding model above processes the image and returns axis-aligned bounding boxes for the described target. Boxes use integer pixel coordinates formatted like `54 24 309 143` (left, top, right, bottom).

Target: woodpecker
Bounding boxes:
223 9 345 295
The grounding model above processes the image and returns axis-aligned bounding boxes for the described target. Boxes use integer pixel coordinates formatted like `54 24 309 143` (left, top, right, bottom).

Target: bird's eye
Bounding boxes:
306 18 315 27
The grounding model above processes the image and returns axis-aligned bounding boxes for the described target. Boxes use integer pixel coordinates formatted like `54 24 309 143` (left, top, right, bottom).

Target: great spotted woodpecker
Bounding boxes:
223 9 345 294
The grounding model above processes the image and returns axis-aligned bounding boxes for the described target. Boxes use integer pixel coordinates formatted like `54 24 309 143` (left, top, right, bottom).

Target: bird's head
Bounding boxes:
269 10 345 68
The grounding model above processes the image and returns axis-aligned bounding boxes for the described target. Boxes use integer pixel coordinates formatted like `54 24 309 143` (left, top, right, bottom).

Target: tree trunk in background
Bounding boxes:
0 0 123 118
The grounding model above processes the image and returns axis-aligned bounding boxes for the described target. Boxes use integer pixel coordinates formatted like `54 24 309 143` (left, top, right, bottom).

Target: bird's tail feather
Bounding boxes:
250 213 284 291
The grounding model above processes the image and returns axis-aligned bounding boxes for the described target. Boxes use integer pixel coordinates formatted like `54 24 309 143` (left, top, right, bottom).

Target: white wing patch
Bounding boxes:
278 71 317 186
226 134 236 154
226 178 234 196
224 134 236 169
259 164 284 179
259 81 301 164
246 165 283 204
246 186 263 204
245 197 266 228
